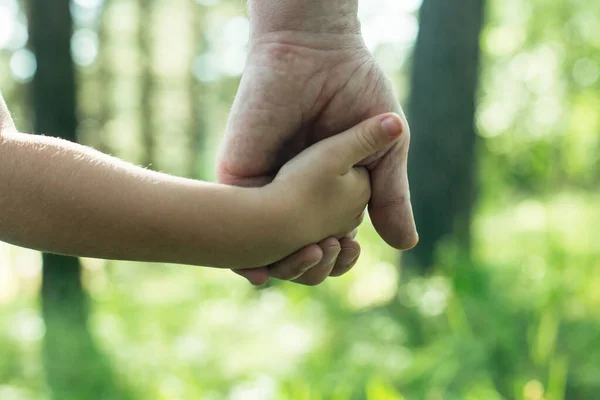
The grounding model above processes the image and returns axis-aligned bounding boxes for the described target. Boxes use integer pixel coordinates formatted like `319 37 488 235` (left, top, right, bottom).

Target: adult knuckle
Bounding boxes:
270 265 300 281
373 195 409 211
321 240 341 254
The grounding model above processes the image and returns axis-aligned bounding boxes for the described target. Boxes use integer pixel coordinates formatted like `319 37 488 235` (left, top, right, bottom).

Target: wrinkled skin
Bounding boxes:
217 32 418 286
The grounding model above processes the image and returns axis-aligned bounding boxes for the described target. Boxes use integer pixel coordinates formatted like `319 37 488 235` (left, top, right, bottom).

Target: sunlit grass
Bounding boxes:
2 190 599 398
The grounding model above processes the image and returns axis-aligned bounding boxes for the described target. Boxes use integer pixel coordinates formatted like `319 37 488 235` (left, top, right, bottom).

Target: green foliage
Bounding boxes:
1 0 599 399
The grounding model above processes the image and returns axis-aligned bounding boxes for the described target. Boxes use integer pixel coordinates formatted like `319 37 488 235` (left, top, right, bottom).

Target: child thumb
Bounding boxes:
323 113 405 173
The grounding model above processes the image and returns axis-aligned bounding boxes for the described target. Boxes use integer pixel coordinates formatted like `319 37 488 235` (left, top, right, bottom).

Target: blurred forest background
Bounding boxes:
1 0 600 399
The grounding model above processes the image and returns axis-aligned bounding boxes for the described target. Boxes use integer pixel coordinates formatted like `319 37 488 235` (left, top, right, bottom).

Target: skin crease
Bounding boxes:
218 27 419 286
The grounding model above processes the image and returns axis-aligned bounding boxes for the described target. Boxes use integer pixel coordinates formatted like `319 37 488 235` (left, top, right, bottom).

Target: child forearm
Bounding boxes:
0 131 290 268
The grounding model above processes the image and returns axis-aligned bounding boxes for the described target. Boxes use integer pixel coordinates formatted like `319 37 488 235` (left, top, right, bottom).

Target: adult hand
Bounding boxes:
217 6 418 286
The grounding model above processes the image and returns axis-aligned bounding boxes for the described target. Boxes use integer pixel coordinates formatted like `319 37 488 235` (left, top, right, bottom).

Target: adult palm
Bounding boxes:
217 32 418 285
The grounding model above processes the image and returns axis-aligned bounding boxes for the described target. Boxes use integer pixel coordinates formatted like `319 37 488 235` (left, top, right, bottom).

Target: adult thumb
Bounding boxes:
324 113 404 173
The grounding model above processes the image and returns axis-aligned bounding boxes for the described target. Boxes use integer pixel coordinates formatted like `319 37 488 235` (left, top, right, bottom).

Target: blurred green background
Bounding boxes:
1 0 599 399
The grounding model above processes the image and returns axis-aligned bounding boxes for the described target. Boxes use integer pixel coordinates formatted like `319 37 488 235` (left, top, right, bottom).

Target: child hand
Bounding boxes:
268 113 404 249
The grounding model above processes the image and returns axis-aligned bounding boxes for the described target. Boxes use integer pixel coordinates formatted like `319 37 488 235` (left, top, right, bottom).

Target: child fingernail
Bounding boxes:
380 114 403 138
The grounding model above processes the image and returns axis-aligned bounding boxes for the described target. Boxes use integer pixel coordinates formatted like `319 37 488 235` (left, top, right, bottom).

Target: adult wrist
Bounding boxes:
248 0 360 37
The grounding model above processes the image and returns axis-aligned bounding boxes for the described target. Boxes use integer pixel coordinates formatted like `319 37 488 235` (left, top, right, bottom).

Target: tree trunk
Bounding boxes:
97 0 114 155
28 1 129 398
139 0 156 168
406 0 486 271
187 3 206 179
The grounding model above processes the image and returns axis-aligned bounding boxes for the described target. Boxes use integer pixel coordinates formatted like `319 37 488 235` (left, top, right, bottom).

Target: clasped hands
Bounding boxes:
217 34 418 286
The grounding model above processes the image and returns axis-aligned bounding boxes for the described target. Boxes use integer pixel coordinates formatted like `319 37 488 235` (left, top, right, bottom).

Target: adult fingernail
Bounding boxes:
380 114 403 138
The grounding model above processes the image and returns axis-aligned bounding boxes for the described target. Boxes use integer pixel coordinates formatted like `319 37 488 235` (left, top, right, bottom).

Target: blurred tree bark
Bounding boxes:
139 0 156 168
97 0 114 155
28 0 129 398
187 3 205 179
405 0 486 271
